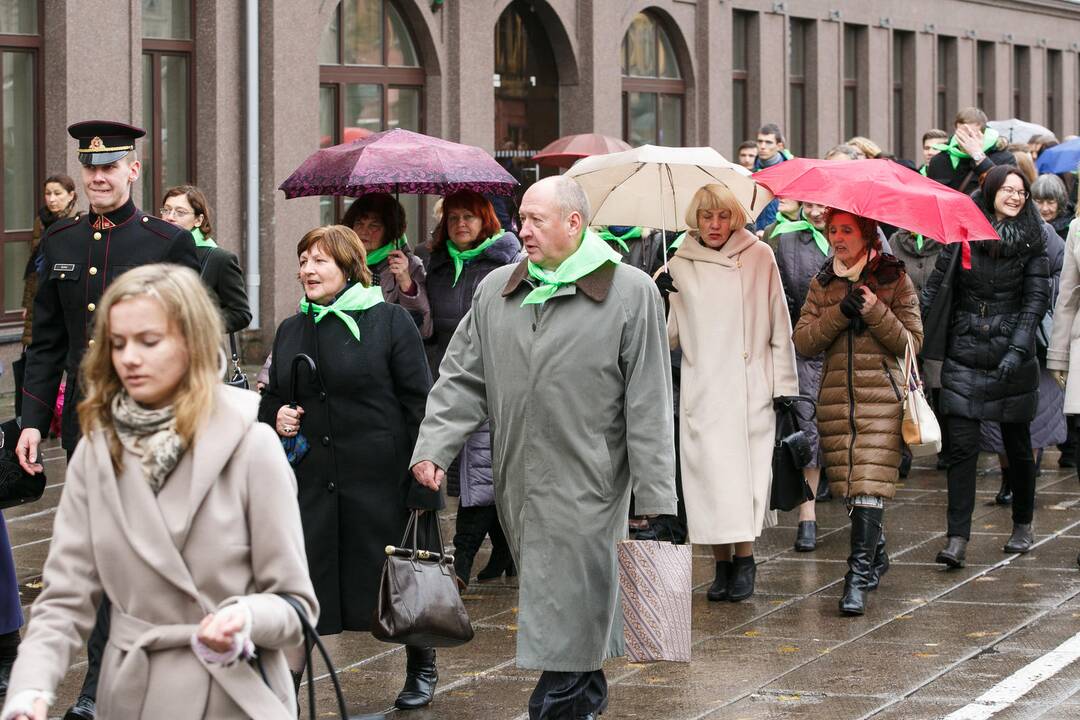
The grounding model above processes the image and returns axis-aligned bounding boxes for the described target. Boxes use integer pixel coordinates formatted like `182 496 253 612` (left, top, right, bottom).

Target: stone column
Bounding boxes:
865 26 891 151
810 19 840 157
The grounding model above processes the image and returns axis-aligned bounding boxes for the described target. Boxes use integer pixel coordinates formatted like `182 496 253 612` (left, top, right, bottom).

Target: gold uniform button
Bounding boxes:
142 217 149 223
87 303 96 312
59 273 66 279
89 266 98 276
88 339 96 347
93 231 102 240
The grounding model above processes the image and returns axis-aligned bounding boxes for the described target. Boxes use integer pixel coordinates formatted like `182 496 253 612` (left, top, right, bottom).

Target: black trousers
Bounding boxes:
946 415 1036 539
80 598 110 698
528 669 608 720
453 504 510 582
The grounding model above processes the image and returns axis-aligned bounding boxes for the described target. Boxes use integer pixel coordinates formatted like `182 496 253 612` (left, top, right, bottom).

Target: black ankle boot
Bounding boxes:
396 646 437 709
477 540 515 582
866 530 889 591
935 536 967 568
794 521 817 552
707 560 732 601
839 506 884 616
996 466 1013 506
728 555 756 602
1003 523 1034 553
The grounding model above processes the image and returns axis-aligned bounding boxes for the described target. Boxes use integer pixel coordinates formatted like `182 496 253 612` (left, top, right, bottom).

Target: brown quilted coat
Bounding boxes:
792 254 924 499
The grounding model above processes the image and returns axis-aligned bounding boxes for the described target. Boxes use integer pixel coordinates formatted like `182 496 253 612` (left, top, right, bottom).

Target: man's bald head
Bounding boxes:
519 176 591 270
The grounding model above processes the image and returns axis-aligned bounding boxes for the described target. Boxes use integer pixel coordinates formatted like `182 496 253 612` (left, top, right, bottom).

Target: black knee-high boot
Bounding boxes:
396 646 438 710
840 506 884 616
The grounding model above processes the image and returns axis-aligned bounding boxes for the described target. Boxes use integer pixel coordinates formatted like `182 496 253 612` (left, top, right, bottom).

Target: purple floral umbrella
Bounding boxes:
279 128 519 198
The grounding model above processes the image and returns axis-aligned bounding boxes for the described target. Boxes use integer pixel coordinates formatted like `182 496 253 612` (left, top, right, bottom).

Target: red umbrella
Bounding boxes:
753 158 999 246
280 128 518 198
532 133 633 169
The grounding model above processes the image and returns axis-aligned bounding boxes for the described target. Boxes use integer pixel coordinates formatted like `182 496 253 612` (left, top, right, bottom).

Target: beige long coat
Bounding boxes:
667 229 799 545
6 386 317 720
1047 218 1080 412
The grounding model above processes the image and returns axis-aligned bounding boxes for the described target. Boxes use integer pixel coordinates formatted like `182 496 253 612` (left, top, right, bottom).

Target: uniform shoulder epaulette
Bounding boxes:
43 213 84 239
138 213 187 240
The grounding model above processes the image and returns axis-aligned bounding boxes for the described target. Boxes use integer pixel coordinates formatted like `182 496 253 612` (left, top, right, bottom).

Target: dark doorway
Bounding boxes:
494 1 559 192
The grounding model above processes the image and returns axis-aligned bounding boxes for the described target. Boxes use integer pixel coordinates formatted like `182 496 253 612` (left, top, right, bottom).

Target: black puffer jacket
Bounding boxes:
921 211 1050 423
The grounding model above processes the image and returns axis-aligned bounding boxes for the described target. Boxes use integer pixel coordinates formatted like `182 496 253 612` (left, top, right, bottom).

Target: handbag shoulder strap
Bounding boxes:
775 394 817 420
277 593 349 718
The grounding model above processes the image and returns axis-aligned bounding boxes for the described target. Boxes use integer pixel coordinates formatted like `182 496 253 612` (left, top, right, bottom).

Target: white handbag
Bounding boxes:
900 335 942 457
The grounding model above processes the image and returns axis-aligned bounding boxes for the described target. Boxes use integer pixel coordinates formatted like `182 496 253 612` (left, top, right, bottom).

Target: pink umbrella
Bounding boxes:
280 128 518 198
532 133 633 169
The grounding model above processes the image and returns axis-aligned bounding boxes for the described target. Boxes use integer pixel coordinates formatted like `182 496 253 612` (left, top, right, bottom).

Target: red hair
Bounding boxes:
433 191 502 252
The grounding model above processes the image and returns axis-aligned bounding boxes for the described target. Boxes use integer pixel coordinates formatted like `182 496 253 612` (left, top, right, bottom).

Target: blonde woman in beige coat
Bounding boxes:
660 184 799 603
1 264 317 720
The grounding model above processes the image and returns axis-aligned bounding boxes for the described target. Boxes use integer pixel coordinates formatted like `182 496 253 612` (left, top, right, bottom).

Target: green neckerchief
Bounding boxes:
596 226 643 253
770 212 829 256
521 229 622 307
191 227 216 248
298 282 384 341
447 230 505 286
915 234 925 252
669 231 687 250
919 164 928 177
932 128 1000 170
364 235 407 267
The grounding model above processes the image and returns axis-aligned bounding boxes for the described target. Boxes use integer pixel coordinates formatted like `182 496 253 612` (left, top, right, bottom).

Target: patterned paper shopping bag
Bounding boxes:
617 539 692 663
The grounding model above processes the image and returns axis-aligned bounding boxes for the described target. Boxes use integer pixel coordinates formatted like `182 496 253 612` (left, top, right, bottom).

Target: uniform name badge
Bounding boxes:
52 263 75 272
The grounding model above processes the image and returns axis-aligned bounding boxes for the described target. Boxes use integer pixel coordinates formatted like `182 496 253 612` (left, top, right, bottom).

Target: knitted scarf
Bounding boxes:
111 391 186 495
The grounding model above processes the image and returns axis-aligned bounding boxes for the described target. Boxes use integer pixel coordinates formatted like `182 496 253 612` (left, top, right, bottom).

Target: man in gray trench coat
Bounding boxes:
412 176 677 719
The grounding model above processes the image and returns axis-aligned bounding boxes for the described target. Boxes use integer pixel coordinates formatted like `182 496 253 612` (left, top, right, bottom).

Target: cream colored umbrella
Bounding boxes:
565 144 773 232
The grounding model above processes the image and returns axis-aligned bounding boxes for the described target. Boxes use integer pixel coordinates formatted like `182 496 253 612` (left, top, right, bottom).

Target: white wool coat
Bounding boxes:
668 229 800 544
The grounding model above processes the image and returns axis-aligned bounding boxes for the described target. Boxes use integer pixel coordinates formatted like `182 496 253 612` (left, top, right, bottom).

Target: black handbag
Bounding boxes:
770 396 816 512
371 510 475 648
0 418 46 510
224 333 249 389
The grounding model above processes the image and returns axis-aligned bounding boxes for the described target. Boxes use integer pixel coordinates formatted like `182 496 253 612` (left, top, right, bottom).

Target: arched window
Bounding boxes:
621 13 684 147
319 0 424 232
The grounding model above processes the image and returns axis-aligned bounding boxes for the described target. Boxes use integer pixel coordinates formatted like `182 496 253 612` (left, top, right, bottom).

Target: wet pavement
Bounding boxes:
6 433 1080 719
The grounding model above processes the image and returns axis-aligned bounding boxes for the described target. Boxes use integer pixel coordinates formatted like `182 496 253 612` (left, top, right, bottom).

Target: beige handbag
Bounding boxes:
900 334 942 457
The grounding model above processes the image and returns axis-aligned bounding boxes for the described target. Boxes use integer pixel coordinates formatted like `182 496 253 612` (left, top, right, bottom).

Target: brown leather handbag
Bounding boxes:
371 510 475 647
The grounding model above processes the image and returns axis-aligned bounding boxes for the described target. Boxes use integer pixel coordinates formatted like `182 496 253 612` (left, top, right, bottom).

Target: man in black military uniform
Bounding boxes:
15 120 198 720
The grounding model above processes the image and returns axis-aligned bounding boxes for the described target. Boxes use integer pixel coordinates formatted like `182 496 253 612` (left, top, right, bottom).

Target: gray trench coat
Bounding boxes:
411 259 677 672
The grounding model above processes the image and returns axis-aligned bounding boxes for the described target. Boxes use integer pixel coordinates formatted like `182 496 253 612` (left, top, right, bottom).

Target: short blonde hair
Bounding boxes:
846 136 882 158
684 183 748 231
78 264 224 470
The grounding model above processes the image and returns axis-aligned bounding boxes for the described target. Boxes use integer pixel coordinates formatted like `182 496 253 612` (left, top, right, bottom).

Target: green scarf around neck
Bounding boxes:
191 227 216 248
521 229 622 307
669 231 687 250
299 282 384 341
770 212 829 256
447 230 505 286
596 226 643 253
932 127 1000 170
364 235 407 267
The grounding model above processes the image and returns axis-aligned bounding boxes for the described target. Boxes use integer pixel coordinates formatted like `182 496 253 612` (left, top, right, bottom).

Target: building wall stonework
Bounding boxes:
18 0 1080 363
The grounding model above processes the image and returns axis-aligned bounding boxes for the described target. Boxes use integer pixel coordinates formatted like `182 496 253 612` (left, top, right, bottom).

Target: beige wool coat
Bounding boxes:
1048 218 1080 413
5 385 318 720
667 229 799 544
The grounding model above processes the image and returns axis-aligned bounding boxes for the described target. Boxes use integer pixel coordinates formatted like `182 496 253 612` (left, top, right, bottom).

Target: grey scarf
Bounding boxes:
111 391 186 494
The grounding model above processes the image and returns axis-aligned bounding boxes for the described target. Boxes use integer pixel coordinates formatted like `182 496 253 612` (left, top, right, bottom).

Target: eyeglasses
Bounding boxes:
996 188 1029 200
159 207 193 218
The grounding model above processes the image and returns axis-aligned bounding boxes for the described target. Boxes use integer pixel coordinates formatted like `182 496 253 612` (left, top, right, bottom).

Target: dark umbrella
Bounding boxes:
281 353 316 467
279 128 518 199
531 133 633 169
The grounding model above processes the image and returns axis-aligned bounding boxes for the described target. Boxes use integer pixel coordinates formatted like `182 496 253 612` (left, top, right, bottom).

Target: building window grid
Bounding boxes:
731 10 752 154
1045 49 1061 136
976 41 994 112
843 24 861 140
319 0 425 232
1012 45 1029 119
621 12 685 147
0 0 41 322
141 0 195 214
787 18 809 157
936 36 956 131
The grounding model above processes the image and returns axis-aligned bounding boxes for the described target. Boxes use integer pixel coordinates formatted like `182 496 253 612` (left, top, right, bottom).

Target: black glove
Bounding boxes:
997 347 1025 381
655 271 678 299
839 290 865 319
632 514 686 543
